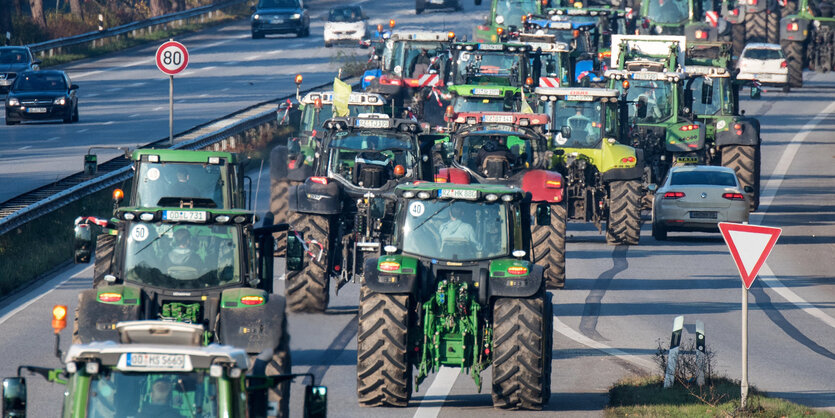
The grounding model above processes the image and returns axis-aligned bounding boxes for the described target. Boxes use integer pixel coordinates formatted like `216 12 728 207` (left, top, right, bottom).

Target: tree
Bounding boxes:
69 0 83 19
28 0 47 27
150 0 165 16
0 0 13 42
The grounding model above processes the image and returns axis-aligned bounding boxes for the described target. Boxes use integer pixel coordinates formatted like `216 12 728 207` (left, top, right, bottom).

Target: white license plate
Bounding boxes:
472 88 501 96
482 114 514 123
355 118 391 129
430 0 444 4
163 210 207 222
0 80 12 86
551 22 572 29
690 211 717 219
630 72 657 80
271 19 284 24
439 189 478 199
27 107 47 113
127 353 187 369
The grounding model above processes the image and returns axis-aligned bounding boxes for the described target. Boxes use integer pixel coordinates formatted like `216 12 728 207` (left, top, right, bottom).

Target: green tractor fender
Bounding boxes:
218 289 286 354
715 116 760 147
75 286 142 344
362 256 420 295
665 121 706 152
780 15 810 41
287 177 343 215
488 259 543 298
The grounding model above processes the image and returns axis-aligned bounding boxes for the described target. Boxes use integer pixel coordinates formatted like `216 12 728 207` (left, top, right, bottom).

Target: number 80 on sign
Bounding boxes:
155 41 189 75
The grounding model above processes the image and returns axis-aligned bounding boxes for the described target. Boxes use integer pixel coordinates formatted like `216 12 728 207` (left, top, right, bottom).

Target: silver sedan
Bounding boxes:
651 165 750 240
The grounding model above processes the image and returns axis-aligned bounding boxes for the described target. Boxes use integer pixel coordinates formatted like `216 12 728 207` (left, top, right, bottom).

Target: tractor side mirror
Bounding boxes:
647 183 658 193
560 125 571 139
535 204 551 226
701 81 714 105
749 85 761 99
73 224 93 264
250 5 255 12
744 185 754 193
369 197 386 219
636 96 648 119
303 385 328 417
286 234 304 271
2 377 27 418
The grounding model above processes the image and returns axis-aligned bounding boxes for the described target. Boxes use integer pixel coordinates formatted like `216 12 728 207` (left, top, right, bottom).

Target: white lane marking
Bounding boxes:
0 264 90 326
553 316 655 371
128 82 146 87
18 145 31 150
85 93 99 98
413 367 460 418
222 88 230 92
749 99 835 328
129 113 141 118
46 136 60 141
199 93 209 98
106 87 122 92
77 128 89 133
201 66 216 71
103 121 115 125
153 106 164 111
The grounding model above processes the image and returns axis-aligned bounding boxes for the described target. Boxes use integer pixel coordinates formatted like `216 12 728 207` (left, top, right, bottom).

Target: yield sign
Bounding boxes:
718 222 782 289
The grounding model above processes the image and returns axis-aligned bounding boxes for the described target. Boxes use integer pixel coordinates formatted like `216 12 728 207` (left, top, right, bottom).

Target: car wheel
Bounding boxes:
5 118 18 125
72 105 79 122
782 84 790 93
63 108 73 124
652 221 667 241
252 30 264 39
325 41 333 48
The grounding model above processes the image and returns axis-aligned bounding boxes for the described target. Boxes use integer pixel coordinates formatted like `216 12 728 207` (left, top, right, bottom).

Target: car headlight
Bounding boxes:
7 98 20 106
253 13 260 20
53 97 67 105
495 15 505 24
291 13 301 19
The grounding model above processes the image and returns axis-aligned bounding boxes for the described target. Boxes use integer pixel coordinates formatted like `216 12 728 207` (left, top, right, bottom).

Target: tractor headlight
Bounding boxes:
495 15 505 24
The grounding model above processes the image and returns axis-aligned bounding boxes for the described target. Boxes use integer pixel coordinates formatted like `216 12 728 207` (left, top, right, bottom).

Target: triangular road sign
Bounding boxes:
718 222 782 289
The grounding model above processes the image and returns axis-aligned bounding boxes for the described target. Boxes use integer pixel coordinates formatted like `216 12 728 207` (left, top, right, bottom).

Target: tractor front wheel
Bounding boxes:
530 202 566 289
783 40 804 87
721 144 760 211
606 180 642 245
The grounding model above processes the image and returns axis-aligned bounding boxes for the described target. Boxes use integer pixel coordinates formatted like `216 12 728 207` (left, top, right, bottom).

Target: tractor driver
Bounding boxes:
137 379 181 418
439 205 480 255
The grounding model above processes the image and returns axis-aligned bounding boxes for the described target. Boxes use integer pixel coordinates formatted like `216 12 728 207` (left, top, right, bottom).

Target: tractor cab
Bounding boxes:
534 86 622 148
449 43 534 87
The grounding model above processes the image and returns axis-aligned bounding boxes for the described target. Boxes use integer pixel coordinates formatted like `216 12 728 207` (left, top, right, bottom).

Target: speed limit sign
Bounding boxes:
155 41 189 75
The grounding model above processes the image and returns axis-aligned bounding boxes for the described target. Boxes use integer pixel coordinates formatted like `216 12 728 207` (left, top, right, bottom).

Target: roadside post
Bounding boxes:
718 222 781 409
663 315 684 388
155 39 189 146
696 320 706 386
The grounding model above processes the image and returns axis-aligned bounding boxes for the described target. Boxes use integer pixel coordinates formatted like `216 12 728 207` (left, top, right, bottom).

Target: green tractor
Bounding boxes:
684 41 762 209
606 35 706 187
2 319 327 417
723 0 791 56
780 0 835 87
638 0 723 42
473 0 545 43
534 87 645 244
271 91 389 254
356 183 553 409
448 42 538 88
72 204 292 417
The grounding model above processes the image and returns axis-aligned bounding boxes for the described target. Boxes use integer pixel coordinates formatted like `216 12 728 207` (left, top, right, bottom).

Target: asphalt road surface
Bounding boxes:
2 69 835 416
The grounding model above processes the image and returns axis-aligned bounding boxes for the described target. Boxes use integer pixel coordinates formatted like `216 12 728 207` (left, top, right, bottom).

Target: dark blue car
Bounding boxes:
5 70 78 125
0 47 40 94
251 0 310 39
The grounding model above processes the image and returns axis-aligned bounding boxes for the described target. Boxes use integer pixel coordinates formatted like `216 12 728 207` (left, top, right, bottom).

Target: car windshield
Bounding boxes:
135 162 226 208
452 95 518 112
495 0 539 27
329 7 361 21
743 48 783 60
670 170 737 186
454 51 524 84
456 132 535 177
548 100 606 147
123 222 241 289
327 131 417 186
383 40 445 77
14 73 66 91
0 49 29 64
258 0 298 8
688 77 733 116
619 79 675 123
87 370 220 418
396 199 510 261
647 0 688 23
301 104 380 132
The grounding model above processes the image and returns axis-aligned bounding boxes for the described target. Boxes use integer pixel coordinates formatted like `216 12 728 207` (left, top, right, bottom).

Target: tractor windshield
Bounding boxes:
546 100 608 148
327 131 417 187
123 222 242 289
135 162 227 209
687 76 733 116
619 79 675 123
495 0 539 27
454 50 525 85
452 95 519 113
300 104 381 132
456 131 535 177
396 199 510 261
646 0 688 23
382 40 446 78
87 369 221 417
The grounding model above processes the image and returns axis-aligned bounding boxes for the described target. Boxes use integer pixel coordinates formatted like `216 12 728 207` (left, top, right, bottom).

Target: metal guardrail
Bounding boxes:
0 78 359 236
27 0 247 56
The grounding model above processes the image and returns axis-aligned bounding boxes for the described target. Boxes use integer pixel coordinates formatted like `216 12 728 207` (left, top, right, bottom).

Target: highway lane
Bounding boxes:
3 71 835 416
0 0 479 204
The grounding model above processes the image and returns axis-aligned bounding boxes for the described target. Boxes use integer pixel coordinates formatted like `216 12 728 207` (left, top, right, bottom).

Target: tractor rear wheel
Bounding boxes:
731 23 745 58
745 11 767 43
530 202 566 289
491 288 551 410
270 179 294 257
93 233 116 288
783 40 804 87
285 211 330 312
766 10 780 44
722 144 760 211
606 180 642 245
249 315 291 417
357 289 412 407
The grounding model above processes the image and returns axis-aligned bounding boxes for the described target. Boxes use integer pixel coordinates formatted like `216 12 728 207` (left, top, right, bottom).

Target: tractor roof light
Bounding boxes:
485 194 499 201
448 31 455 40
52 305 68 334
112 188 124 201
294 74 303 85
389 19 396 28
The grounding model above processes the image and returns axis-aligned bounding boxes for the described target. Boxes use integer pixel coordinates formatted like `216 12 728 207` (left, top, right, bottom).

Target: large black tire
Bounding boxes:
284 211 330 313
651 218 667 241
766 9 780 44
93 233 116 288
416 0 425 14
731 23 746 58
356 289 412 407
721 144 760 211
745 11 767 43
270 179 291 257
491 289 551 410
252 30 264 39
249 315 292 418
530 203 566 289
783 40 804 87
606 180 642 245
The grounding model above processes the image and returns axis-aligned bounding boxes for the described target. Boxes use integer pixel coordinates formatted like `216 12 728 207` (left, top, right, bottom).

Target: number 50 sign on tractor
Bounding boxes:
156 40 189 75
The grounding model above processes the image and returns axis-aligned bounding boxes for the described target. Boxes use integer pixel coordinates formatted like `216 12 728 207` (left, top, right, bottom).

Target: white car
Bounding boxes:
324 5 367 47
651 165 750 240
736 43 789 92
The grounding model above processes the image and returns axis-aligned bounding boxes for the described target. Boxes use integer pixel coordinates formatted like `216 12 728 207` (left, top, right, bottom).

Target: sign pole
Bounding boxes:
741 285 749 408
169 74 174 146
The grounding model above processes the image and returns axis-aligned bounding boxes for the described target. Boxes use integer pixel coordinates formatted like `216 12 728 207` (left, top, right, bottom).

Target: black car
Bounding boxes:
0 46 41 94
251 0 310 39
5 70 78 125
